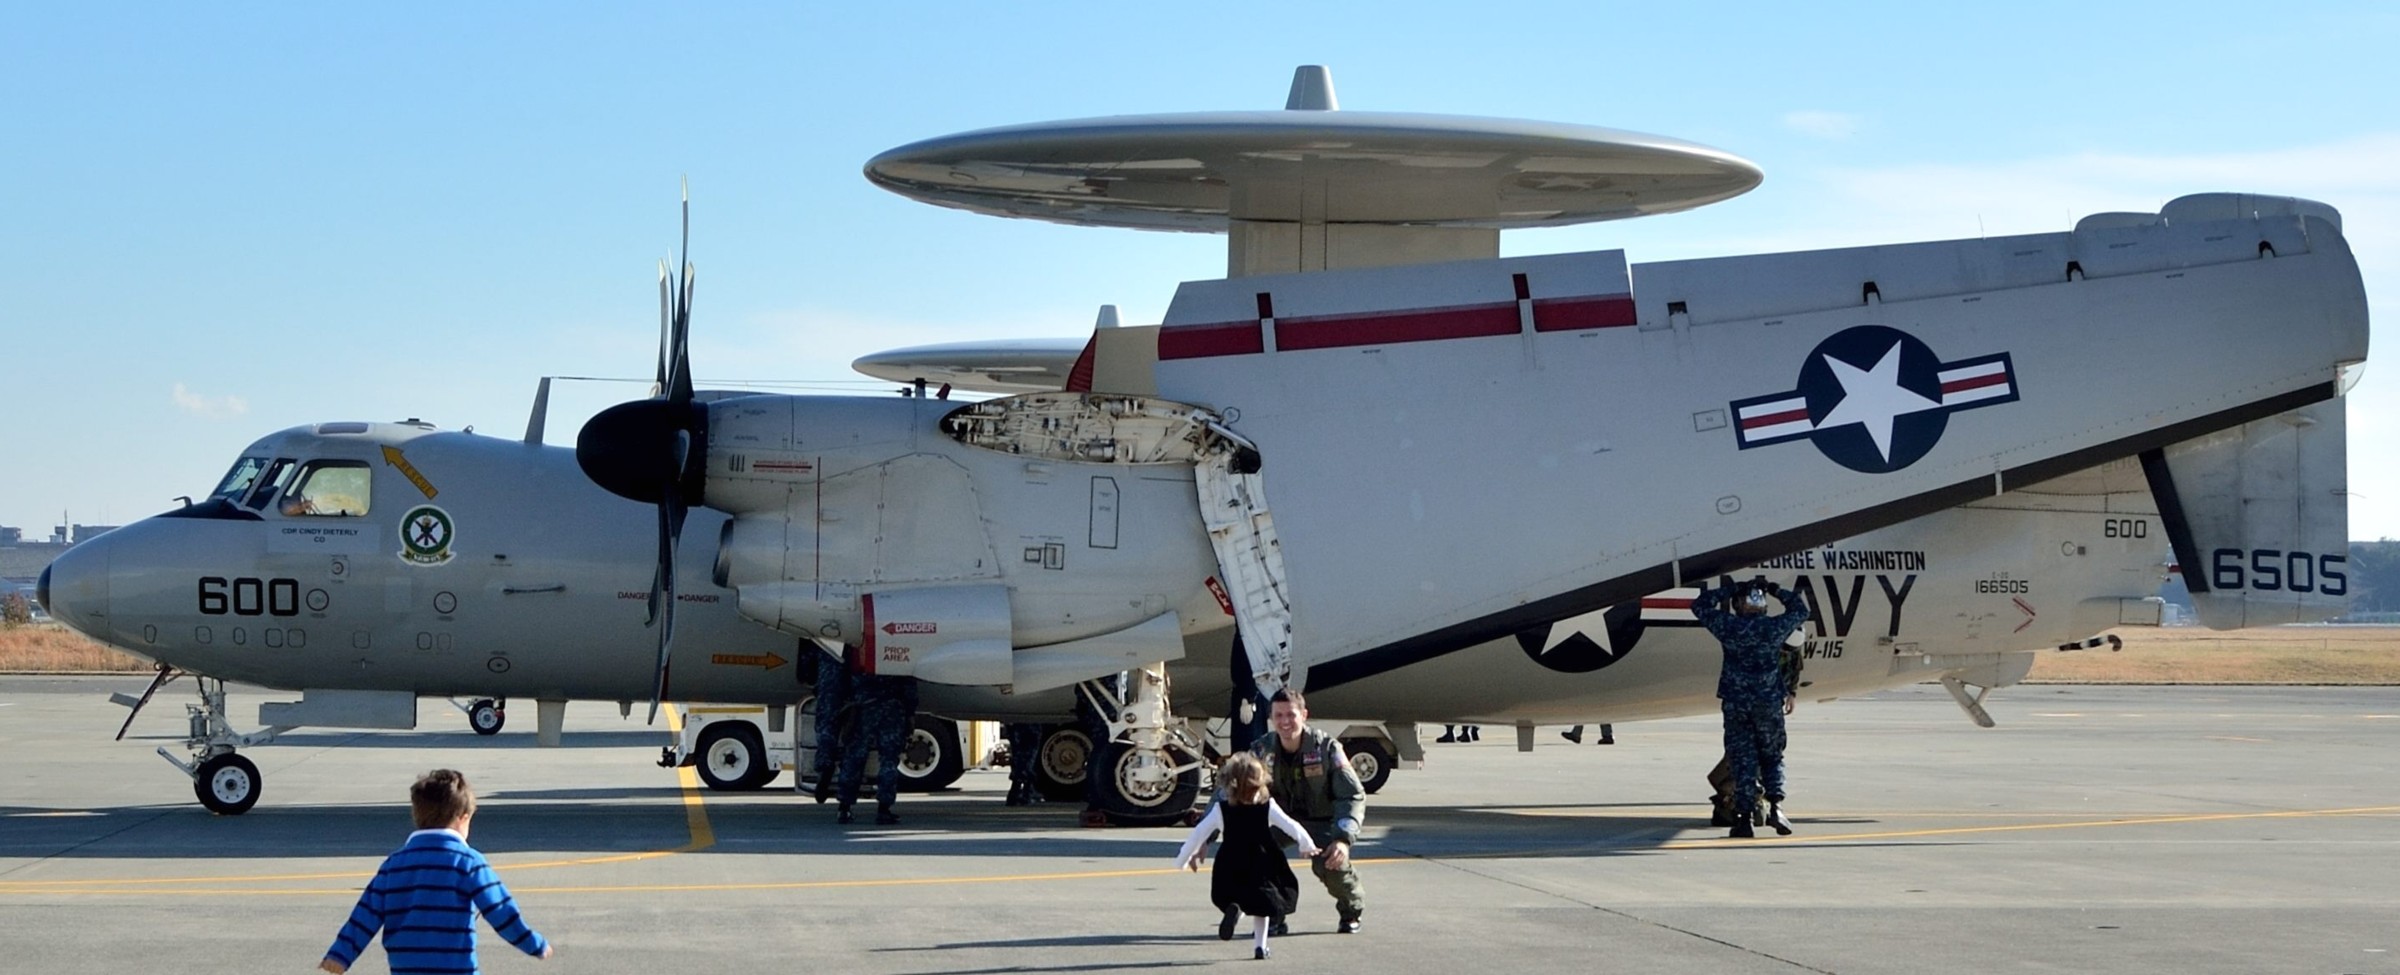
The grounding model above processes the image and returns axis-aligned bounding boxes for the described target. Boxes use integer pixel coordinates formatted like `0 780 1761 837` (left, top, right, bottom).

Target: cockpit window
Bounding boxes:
279 461 373 517
210 456 271 501
243 458 297 511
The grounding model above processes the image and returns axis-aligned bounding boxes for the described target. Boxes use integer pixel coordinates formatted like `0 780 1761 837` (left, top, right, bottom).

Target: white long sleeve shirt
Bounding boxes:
1173 797 1320 868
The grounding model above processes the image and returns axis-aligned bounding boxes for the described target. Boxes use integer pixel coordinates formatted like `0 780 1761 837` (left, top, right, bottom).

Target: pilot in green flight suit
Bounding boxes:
1246 688 1366 934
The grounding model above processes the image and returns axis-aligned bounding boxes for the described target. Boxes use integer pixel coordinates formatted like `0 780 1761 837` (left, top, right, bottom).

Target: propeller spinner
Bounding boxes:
575 188 710 723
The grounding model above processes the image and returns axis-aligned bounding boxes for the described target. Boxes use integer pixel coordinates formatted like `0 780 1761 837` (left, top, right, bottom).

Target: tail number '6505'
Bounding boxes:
198 577 302 617
2208 550 2347 595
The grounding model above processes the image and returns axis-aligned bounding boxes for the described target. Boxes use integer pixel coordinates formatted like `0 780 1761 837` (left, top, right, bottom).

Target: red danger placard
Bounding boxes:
882 621 938 635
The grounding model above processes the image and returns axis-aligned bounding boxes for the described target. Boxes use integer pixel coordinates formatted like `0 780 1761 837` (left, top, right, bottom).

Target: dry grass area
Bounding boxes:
2026 625 2400 684
0 624 155 672
3 620 2394 683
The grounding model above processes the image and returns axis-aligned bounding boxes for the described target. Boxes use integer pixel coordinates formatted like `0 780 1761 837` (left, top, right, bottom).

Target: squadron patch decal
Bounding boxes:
1731 325 2018 473
398 505 456 566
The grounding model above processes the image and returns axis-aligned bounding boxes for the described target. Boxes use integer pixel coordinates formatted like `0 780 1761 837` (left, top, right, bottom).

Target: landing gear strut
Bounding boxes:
1079 662 1206 827
154 676 291 815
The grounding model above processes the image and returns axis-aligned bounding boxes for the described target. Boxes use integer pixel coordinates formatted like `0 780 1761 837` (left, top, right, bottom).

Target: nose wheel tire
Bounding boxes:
468 699 506 736
695 722 778 791
193 753 261 815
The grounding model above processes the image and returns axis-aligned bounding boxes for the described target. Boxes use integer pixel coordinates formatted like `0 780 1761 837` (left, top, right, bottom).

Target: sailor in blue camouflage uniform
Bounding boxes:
1708 645 1802 828
836 668 920 825
1692 576 1811 838
1002 722 1046 806
810 646 853 803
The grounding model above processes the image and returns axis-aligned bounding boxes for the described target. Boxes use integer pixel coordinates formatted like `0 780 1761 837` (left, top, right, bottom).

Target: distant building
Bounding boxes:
67 524 118 544
0 526 19 546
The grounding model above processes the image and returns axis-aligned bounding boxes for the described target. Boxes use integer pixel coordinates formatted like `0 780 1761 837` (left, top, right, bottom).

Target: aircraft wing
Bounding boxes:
1104 193 2367 689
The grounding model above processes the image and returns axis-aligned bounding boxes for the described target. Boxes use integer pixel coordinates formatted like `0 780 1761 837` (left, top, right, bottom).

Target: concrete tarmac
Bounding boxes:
1 676 2395 974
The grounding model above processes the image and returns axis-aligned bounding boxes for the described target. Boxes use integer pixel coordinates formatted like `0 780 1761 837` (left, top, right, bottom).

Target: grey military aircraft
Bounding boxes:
38 68 2368 818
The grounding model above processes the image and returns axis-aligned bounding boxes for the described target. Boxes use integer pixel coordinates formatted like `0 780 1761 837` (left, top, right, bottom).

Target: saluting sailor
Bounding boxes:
1692 576 1811 838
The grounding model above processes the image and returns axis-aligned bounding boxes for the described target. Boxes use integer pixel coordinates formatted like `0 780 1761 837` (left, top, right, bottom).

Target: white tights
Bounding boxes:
1252 914 1271 952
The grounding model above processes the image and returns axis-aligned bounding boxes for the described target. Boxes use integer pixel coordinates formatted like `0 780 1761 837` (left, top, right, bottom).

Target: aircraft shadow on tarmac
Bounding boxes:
121 730 670 749
0 793 1906 863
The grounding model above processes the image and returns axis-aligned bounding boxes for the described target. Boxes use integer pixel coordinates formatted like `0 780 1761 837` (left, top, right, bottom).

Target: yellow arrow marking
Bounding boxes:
709 652 789 671
380 446 438 500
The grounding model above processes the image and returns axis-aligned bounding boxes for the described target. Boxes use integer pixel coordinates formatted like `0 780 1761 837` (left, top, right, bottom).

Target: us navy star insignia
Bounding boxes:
1817 339 1945 462
1728 324 2020 474
1541 607 1620 657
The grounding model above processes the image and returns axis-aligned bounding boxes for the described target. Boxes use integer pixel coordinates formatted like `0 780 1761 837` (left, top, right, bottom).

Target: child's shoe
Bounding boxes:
1253 947 1270 960
1218 907 1239 941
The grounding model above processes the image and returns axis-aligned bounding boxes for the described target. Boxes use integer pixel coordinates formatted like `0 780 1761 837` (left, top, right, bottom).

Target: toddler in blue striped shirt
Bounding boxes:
321 769 551 974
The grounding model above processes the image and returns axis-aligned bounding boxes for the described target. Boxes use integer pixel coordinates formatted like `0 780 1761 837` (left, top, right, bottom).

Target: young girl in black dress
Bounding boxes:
1173 753 1321 960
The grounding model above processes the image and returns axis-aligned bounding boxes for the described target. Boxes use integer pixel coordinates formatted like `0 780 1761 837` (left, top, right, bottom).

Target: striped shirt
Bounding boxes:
324 829 547 975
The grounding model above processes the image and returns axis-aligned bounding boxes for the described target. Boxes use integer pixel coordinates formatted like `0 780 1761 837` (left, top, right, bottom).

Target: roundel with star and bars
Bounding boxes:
1515 592 1706 674
1728 325 2019 474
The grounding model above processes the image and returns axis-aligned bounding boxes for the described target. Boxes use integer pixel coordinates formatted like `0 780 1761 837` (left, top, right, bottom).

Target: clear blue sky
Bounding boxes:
4 3 2393 539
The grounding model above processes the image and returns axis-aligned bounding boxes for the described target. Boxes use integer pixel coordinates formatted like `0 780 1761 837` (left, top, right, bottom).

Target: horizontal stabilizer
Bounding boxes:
2146 398 2352 627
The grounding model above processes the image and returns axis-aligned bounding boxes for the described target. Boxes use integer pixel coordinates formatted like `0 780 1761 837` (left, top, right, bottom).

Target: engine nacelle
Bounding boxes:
859 585 1014 684
698 393 1222 657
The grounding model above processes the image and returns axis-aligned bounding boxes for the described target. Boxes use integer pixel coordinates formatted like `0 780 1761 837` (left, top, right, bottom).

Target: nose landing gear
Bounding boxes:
147 676 292 815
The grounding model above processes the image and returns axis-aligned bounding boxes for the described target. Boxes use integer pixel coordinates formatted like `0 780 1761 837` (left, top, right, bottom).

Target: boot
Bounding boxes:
1729 822 1754 838
876 805 900 825
1436 728 1457 743
1708 795 1734 827
1597 724 1615 745
1560 727 1583 744
836 803 855 824
812 772 833 804
1004 782 1025 806
1464 726 1480 742
1766 802 1793 835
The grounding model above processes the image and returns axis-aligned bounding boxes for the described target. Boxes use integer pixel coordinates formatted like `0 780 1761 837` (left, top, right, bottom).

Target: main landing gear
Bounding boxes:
1078 663 1207 827
450 697 507 735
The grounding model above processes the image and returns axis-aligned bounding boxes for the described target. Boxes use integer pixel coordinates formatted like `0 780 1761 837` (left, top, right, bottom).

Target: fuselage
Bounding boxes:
41 421 2169 726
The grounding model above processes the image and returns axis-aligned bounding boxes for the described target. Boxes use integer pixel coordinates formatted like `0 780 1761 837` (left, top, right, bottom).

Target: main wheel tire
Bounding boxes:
695 722 777 791
1031 725 1091 802
193 752 261 815
468 699 506 736
1342 737 1396 795
1090 740 1203 827
895 716 966 792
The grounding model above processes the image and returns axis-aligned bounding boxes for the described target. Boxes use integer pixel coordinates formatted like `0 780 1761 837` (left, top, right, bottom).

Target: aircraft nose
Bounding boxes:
38 538 111 639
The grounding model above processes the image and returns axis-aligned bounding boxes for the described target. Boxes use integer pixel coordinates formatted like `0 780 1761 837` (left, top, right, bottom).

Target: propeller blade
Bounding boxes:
648 479 688 724
655 261 672 395
668 264 695 402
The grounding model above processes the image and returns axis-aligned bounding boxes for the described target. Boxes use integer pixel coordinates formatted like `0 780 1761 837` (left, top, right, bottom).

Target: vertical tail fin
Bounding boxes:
2146 398 2350 627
